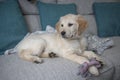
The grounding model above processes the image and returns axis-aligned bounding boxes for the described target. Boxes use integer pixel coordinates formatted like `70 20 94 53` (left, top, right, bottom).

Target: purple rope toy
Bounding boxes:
77 58 103 77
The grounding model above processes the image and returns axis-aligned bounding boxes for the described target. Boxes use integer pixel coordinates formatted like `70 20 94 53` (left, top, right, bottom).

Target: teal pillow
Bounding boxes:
0 0 28 55
37 1 77 30
93 2 120 37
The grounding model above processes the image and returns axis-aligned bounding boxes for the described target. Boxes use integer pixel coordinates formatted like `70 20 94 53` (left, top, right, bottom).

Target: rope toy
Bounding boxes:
77 58 103 78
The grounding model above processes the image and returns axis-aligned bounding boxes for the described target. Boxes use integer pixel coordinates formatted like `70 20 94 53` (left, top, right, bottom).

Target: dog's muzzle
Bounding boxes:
61 31 66 38
61 31 66 36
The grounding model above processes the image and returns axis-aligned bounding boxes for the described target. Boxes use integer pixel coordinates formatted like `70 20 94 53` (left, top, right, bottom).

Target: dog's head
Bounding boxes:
56 14 87 39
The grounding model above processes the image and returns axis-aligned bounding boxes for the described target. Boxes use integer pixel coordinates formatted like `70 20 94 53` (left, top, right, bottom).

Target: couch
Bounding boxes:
0 0 120 80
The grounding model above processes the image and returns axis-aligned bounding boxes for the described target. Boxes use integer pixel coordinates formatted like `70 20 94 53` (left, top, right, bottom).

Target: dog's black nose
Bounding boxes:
61 31 66 36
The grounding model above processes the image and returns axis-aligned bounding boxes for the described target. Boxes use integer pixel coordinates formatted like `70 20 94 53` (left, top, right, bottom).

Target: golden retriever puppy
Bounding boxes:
16 14 101 76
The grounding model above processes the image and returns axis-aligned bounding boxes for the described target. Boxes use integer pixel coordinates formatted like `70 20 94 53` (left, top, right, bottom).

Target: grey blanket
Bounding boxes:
85 34 114 54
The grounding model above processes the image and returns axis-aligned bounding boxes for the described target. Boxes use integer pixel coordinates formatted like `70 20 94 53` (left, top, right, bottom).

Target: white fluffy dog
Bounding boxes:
16 14 101 76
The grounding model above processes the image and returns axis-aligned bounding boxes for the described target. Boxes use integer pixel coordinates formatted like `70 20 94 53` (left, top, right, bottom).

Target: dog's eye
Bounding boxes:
68 23 73 27
61 24 64 27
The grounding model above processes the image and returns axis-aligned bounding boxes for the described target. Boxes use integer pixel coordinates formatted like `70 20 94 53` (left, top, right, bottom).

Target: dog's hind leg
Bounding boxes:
19 49 43 63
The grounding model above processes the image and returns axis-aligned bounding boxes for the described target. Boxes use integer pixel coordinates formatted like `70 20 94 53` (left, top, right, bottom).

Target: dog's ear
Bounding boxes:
55 21 60 33
77 15 88 35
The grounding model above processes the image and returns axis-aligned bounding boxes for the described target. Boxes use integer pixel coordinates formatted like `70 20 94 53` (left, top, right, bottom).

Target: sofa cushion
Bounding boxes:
57 0 94 15
24 15 41 32
18 0 56 15
102 37 120 66
57 0 119 15
40 0 56 3
0 0 28 55
93 2 120 37
0 54 85 80
0 54 115 80
83 15 97 35
101 37 120 80
37 1 77 30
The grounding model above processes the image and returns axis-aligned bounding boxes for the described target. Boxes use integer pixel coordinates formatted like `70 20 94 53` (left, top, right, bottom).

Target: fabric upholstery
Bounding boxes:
113 66 120 80
0 54 115 80
24 15 41 32
57 0 120 14
37 1 77 30
83 15 97 35
57 0 95 15
0 54 85 80
0 0 4 2
0 0 28 55
18 0 120 31
18 0 56 15
40 0 56 3
18 0 120 15
102 37 120 66
93 2 120 37
102 37 120 80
